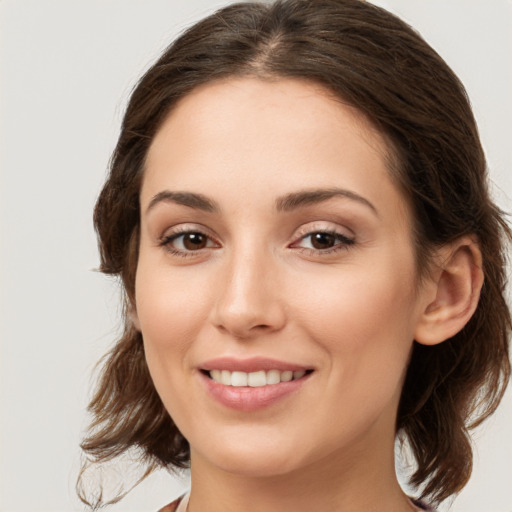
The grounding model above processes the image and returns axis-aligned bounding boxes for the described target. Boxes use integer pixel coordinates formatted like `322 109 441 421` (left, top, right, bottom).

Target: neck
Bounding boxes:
186 425 415 512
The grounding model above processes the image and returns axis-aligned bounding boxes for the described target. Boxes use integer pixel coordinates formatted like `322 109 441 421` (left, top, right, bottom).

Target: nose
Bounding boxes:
210 249 287 339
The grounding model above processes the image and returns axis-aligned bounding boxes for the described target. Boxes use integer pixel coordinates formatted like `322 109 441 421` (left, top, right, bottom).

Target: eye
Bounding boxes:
160 229 219 255
173 232 210 250
306 232 341 250
292 230 355 252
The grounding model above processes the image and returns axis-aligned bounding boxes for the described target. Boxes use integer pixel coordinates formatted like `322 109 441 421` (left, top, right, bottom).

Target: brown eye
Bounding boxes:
162 230 218 254
310 232 337 250
182 232 208 250
292 230 355 253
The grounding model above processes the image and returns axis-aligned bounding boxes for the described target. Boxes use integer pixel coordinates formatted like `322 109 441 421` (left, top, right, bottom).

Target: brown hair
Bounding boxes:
80 0 511 507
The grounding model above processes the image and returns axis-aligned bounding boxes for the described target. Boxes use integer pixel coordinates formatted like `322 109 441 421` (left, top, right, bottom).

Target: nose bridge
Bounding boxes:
212 238 285 338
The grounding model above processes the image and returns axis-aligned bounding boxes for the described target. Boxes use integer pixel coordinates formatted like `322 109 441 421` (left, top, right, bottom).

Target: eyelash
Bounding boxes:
292 230 355 256
159 227 219 258
158 228 355 258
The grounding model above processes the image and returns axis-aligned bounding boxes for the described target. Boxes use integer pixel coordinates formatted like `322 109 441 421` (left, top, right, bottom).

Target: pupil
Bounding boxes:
184 233 207 250
311 232 335 250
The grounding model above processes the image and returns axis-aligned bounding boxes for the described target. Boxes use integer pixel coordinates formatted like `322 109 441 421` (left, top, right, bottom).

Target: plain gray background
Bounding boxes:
1 1 510 511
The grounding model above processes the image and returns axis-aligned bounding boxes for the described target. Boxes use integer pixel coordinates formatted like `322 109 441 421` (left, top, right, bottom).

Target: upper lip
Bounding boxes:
199 356 312 373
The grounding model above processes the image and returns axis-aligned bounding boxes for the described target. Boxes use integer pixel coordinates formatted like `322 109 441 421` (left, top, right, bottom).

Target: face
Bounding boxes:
135 78 429 478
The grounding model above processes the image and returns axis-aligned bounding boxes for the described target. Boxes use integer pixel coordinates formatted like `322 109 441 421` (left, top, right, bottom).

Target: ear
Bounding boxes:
128 302 141 331
414 236 484 346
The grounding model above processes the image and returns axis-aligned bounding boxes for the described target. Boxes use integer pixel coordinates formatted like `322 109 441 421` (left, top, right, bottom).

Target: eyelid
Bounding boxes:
159 223 218 241
157 221 355 258
292 221 355 242
290 232 354 249
166 232 218 248
288 221 356 256
158 223 221 255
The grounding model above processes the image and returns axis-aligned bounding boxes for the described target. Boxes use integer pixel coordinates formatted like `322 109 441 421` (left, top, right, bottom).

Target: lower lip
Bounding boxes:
199 371 312 412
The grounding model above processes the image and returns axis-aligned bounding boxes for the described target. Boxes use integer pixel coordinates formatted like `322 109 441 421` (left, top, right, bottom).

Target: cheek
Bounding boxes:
134 260 210 385
134 268 208 427
291 258 419 385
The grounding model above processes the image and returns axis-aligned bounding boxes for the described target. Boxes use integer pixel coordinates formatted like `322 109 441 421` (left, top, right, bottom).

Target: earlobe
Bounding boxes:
414 237 484 346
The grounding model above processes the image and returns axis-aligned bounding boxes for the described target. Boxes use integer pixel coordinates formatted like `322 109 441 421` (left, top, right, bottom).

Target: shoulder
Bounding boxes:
158 502 179 512
158 495 183 512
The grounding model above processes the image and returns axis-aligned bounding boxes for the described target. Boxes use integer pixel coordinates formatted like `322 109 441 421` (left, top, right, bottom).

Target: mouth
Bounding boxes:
198 358 315 411
201 368 315 387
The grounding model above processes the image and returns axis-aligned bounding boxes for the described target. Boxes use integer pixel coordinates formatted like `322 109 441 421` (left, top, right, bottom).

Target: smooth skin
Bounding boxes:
133 78 483 512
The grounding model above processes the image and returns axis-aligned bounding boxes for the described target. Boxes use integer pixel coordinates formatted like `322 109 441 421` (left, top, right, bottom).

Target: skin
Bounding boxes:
133 78 472 512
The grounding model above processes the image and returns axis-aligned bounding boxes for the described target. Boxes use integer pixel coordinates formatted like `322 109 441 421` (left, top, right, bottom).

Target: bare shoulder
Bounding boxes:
158 504 177 512
157 497 181 512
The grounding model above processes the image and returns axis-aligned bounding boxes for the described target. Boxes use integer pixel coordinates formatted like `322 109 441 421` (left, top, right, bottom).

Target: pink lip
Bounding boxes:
199 370 312 411
199 356 311 373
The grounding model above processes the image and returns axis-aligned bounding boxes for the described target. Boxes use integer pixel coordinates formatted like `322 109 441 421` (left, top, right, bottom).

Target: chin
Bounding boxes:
192 433 309 477
212 453 302 478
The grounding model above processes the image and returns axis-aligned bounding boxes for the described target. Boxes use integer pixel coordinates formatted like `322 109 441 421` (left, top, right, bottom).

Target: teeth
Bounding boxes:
210 369 222 382
231 371 248 387
208 369 309 387
248 370 266 387
281 370 293 382
266 369 281 385
221 370 231 386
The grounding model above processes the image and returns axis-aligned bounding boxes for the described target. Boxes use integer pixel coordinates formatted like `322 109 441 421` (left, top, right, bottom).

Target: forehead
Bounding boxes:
142 77 409 224
146 77 390 165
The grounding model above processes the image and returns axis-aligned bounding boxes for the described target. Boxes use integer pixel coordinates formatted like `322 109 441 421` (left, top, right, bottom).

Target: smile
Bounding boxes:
199 358 315 411
206 369 311 387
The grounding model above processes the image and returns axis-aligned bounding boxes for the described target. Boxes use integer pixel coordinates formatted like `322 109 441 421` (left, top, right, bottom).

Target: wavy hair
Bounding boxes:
79 0 511 507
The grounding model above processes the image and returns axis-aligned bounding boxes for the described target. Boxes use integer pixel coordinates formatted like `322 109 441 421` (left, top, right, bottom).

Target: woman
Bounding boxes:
79 1 511 511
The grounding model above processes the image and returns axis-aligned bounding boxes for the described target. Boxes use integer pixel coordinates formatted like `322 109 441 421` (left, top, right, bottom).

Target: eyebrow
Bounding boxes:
145 187 378 216
276 188 378 216
146 191 220 214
